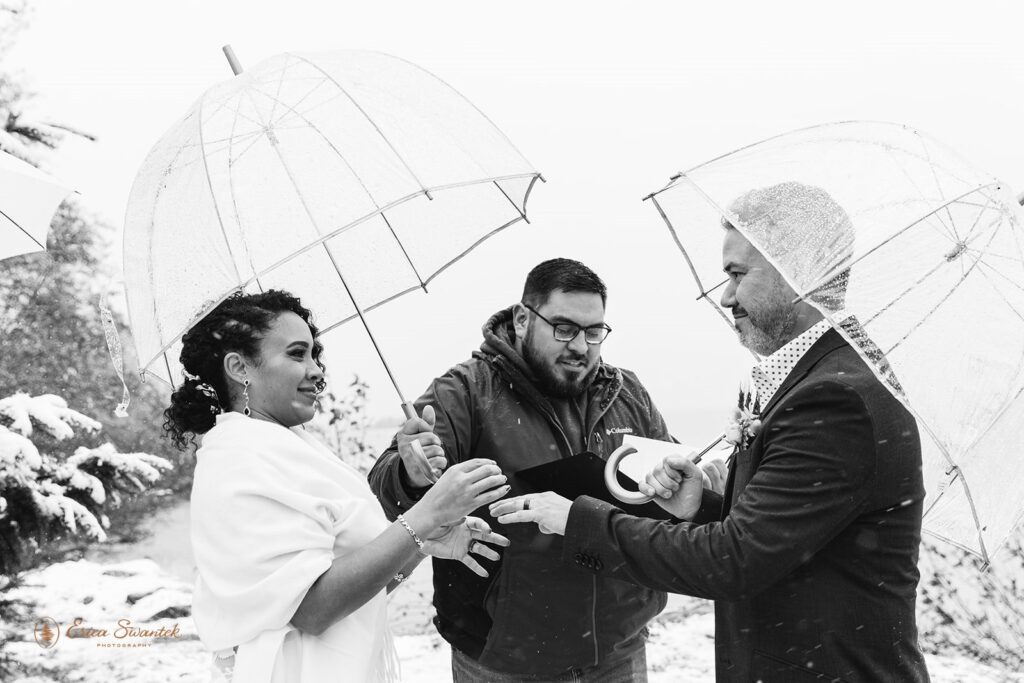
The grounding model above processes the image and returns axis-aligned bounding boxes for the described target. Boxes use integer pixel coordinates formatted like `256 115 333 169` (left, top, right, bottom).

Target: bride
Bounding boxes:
163 290 510 682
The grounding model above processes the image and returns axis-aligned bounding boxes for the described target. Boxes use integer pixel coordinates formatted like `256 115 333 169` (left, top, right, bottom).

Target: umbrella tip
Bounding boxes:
222 45 244 75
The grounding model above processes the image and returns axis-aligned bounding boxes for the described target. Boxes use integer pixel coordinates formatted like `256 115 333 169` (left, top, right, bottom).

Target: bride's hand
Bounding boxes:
421 516 509 577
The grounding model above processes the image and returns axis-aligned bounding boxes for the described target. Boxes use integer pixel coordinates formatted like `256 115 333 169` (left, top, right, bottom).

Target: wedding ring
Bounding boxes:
523 498 531 511
468 541 480 554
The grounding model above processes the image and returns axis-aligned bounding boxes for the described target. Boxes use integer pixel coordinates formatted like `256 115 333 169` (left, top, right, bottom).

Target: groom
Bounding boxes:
493 182 931 682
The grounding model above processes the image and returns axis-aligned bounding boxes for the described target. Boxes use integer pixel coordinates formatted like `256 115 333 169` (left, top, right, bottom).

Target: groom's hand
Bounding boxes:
490 492 572 536
639 454 705 520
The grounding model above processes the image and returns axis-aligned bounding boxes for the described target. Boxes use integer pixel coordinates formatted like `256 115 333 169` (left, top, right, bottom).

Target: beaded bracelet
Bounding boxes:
396 514 425 552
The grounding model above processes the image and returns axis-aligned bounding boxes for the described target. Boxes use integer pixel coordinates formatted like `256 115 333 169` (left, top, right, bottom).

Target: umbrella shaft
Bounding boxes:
691 433 726 465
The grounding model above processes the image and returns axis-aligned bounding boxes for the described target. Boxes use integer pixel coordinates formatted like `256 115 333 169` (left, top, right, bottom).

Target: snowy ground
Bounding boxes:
4 557 1022 682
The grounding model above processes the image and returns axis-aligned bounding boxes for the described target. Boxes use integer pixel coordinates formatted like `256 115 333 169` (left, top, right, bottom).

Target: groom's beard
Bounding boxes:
737 295 798 357
522 326 599 398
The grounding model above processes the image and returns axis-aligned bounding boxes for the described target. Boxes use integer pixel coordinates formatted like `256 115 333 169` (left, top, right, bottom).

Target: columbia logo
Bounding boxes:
605 427 633 436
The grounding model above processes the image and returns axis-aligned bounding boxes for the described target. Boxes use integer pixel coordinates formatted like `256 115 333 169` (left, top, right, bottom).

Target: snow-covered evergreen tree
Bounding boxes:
0 391 170 578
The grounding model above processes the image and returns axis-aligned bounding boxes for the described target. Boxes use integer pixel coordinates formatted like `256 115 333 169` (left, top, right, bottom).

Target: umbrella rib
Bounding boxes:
264 55 292 124
0 207 46 249
970 250 1024 265
973 262 1024 324
801 183 1002 301
960 369 1024 461
141 122 226 351
288 52 433 198
493 180 529 223
202 91 266 130
252 71 332 130
241 85 383 212
882 223 1001 357
195 95 244 284
379 212 427 291
317 283 421 335
223 128 266 166
238 82 428 293
266 81 337 130
319 242 410 406
862 259 950 328
650 193 716 298
409 176 542 291
226 95 264 290
952 468 990 566
917 132 962 243
1008 209 1024 283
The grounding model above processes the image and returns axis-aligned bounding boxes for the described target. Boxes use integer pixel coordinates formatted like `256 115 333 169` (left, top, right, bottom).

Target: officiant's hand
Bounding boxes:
398 405 447 486
422 516 510 577
489 492 573 536
639 455 705 520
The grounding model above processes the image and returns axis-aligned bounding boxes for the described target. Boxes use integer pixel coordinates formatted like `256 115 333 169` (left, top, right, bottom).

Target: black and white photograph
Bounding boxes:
2 1 1023 681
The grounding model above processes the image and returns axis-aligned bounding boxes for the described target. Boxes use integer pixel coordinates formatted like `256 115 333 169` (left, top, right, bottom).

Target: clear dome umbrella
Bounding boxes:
123 48 542 418
642 121 1024 563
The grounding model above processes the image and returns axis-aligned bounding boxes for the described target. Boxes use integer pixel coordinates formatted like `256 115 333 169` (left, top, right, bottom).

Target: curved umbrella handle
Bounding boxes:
604 445 656 505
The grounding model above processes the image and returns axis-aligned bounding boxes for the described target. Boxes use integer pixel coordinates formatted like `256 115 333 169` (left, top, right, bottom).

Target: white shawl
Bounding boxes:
190 412 396 682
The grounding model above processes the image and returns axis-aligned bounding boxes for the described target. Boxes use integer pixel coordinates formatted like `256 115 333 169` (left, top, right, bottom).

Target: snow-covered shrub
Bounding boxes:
918 531 1024 672
0 392 171 577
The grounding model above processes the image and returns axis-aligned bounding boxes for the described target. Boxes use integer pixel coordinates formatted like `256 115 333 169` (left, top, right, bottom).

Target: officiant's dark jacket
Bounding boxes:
564 329 931 682
369 307 671 675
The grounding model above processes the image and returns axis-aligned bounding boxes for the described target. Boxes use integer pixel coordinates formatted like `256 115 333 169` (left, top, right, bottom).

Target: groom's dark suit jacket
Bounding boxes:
564 329 930 682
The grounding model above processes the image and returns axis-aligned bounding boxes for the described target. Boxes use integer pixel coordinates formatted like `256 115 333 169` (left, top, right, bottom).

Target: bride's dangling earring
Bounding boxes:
243 379 251 417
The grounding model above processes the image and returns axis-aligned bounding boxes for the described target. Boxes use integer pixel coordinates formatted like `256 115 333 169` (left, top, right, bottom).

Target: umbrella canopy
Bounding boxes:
0 150 74 261
646 121 1024 562
124 50 541 395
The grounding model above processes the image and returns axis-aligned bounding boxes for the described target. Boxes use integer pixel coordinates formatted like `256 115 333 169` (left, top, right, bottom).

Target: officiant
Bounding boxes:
369 258 679 682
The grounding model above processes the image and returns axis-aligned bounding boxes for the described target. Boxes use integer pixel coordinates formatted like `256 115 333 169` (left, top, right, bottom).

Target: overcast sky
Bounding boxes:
8 0 1024 444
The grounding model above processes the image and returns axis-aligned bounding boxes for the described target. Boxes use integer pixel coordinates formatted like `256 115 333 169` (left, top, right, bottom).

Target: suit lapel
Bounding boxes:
757 328 847 420
720 329 848 511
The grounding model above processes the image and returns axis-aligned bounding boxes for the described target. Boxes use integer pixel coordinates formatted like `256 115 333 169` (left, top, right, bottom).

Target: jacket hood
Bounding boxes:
478 307 534 381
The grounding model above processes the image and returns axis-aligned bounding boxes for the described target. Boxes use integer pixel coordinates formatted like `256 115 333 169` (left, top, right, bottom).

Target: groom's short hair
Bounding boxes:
723 181 854 311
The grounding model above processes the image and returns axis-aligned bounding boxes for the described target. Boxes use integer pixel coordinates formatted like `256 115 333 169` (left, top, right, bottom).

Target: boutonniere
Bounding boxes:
724 379 761 449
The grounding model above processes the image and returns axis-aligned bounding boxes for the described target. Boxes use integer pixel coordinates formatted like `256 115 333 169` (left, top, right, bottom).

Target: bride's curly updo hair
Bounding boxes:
162 289 326 450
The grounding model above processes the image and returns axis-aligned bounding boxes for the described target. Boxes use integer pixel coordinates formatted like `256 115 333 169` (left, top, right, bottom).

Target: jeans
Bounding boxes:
451 645 648 683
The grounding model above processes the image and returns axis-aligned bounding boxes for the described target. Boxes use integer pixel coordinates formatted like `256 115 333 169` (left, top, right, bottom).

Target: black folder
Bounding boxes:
514 451 679 521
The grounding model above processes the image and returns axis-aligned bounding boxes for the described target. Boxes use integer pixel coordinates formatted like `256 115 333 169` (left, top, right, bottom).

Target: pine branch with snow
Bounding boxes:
0 392 101 440
0 392 169 577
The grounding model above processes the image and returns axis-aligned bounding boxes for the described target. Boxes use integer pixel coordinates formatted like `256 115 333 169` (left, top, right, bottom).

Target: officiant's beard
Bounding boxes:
740 296 799 357
522 325 599 398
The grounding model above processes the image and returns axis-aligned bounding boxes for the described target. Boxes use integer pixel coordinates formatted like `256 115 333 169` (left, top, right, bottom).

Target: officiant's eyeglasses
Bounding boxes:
523 303 612 345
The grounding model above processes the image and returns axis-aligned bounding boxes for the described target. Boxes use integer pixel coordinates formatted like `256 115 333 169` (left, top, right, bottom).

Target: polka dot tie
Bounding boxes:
751 320 831 407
